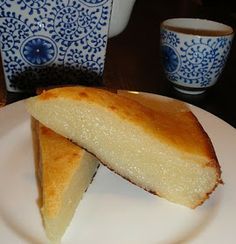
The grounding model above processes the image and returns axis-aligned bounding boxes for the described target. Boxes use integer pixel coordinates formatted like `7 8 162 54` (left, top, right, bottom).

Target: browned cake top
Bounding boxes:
38 87 218 167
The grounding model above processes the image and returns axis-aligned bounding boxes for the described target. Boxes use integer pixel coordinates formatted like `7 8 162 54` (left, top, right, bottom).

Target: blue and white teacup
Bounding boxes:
160 18 234 95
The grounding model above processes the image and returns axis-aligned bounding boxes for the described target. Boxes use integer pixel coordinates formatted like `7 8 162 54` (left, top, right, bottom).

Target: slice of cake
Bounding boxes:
32 120 99 243
27 87 222 208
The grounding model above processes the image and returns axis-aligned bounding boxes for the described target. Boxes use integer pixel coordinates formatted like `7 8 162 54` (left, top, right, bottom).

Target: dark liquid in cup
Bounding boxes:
163 25 232 36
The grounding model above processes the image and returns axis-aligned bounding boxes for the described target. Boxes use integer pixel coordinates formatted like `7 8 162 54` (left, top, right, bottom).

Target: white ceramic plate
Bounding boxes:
0 92 236 244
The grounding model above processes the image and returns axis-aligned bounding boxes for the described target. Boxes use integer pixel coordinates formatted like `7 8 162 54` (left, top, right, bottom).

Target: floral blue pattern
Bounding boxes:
18 0 49 15
0 0 113 91
21 36 57 65
80 0 108 6
161 45 179 73
160 28 233 88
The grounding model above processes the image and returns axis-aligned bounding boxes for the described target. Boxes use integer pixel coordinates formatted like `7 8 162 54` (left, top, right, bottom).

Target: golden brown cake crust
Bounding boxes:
37 87 220 173
38 123 85 217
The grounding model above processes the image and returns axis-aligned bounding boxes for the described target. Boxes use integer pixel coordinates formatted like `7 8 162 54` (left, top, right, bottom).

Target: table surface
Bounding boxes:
1 0 236 128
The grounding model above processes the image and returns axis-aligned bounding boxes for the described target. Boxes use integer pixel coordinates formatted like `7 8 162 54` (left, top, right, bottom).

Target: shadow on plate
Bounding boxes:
0 101 29 137
161 188 222 243
0 205 43 244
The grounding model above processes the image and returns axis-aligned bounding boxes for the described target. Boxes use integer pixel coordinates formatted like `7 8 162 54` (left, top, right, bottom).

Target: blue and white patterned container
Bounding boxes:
160 18 234 95
0 0 113 92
